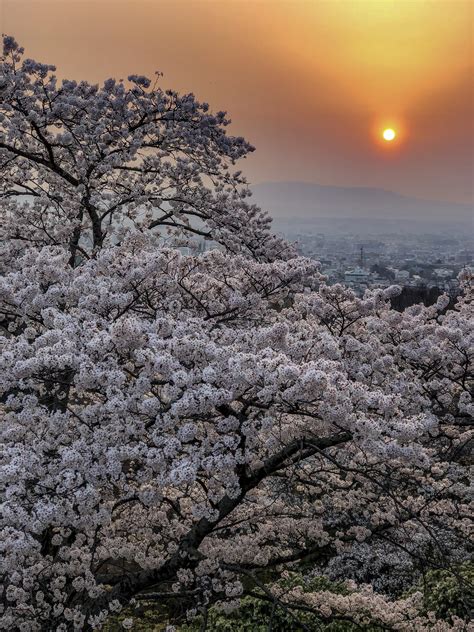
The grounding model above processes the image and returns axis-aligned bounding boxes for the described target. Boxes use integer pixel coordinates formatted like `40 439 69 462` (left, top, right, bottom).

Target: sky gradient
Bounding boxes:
1 0 473 204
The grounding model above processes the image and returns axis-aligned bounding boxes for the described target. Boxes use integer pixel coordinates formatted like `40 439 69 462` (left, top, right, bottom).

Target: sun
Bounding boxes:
371 120 404 148
382 128 396 141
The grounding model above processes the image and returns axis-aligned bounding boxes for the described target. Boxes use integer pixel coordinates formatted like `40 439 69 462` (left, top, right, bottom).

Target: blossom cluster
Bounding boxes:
1 37 472 631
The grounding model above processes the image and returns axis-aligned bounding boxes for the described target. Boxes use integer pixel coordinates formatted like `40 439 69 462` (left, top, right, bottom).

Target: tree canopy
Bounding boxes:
0 37 472 631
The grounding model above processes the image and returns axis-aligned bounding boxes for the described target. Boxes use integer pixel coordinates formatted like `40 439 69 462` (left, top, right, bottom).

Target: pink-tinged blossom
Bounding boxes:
0 36 473 631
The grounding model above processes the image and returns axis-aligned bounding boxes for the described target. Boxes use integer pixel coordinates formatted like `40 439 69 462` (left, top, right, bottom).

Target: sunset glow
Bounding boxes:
1 0 472 204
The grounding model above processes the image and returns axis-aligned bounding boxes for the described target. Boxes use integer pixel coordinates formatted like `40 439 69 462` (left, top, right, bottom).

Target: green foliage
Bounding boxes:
181 595 373 631
418 562 474 622
103 604 167 632
182 595 312 632
103 572 379 631
103 565 474 631
182 573 378 632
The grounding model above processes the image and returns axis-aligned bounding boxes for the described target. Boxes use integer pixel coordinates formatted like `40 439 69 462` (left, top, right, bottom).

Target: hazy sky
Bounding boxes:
1 0 473 204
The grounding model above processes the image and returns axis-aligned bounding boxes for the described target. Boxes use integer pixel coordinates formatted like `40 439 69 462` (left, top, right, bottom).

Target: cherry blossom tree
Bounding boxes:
0 37 472 631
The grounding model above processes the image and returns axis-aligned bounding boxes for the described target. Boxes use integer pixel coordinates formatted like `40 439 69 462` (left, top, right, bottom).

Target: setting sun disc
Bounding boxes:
383 128 396 141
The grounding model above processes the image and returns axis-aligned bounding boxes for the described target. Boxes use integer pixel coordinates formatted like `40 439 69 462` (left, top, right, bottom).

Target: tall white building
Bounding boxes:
344 267 371 285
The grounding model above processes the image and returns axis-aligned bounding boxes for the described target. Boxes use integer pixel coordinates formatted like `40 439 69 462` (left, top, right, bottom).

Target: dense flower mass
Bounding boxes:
0 37 473 631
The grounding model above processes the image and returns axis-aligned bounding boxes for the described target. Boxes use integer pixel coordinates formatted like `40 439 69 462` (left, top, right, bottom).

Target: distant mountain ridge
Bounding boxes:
251 181 473 225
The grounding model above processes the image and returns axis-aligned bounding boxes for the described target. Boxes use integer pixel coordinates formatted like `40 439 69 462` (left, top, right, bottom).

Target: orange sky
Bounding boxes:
1 0 473 204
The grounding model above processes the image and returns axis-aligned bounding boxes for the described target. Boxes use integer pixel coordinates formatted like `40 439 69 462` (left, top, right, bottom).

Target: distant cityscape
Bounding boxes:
283 227 472 296
185 223 473 300
247 181 473 298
